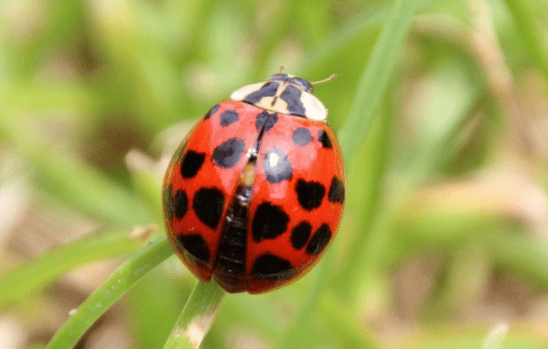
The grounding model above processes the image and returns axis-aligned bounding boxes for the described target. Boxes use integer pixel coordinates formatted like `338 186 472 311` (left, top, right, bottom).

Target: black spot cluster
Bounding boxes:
290 221 332 255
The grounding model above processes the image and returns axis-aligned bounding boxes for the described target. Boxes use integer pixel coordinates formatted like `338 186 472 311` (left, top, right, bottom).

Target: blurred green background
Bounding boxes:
1 0 548 348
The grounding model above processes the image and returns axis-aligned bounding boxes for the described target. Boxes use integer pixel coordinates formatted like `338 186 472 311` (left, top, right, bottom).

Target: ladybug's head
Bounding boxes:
267 73 313 93
230 73 328 122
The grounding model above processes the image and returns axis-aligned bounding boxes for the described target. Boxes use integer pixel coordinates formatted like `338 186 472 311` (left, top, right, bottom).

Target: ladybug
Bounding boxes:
162 73 346 293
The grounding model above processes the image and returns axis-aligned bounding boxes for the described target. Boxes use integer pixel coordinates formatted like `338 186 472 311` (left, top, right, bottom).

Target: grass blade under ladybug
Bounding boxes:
0 226 151 309
45 236 173 349
274 0 419 348
162 281 225 349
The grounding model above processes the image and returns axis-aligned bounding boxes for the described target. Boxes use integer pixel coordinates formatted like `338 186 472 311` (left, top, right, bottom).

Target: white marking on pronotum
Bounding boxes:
230 82 265 101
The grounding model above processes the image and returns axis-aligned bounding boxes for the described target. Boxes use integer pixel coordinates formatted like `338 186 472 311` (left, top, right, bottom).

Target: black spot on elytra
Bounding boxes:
328 176 345 204
280 85 305 116
252 202 289 242
220 110 239 127
306 224 332 255
193 187 225 229
318 130 332 149
295 179 325 211
174 190 189 219
244 81 279 104
291 221 312 250
213 138 245 168
251 253 293 277
176 234 211 263
163 184 174 221
204 104 220 120
292 127 312 146
263 147 292 183
255 111 278 132
180 151 205 179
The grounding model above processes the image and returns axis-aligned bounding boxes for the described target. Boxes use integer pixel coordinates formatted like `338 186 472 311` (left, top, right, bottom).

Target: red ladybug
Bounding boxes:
163 73 346 293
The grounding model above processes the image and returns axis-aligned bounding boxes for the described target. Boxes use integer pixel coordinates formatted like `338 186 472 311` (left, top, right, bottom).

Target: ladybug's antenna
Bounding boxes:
310 73 337 85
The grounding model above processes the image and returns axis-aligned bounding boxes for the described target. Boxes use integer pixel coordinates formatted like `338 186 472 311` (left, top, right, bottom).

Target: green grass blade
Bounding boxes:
336 0 417 161
0 227 147 308
45 236 173 349
163 281 225 349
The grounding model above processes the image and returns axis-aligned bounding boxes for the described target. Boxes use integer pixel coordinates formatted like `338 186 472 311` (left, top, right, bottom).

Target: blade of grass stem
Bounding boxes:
336 0 417 161
0 227 149 308
163 281 225 349
45 236 173 349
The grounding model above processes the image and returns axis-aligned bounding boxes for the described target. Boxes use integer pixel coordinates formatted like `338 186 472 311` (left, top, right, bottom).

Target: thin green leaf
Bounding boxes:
45 236 173 349
0 227 147 308
336 0 417 161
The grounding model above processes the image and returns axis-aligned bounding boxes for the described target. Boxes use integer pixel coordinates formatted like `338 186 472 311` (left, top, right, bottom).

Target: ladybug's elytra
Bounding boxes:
163 73 346 293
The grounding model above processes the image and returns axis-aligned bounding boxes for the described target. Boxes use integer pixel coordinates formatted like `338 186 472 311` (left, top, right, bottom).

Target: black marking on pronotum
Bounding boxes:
192 187 225 229
280 85 305 116
244 81 280 104
180 150 206 179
